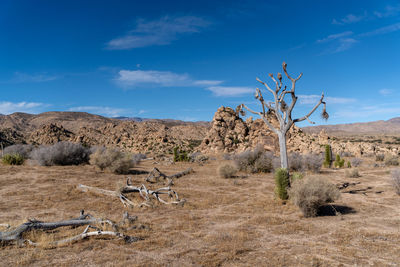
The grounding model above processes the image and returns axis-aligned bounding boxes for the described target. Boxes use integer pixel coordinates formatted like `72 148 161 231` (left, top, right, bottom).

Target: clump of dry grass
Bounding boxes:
345 168 361 178
218 163 238 178
385 155 399 166
391 169 400 195
350 157 362 167
90 147 137 174
288 176 340 217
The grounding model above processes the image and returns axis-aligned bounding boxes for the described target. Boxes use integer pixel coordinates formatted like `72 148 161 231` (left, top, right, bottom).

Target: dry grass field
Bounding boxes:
0 157 399 266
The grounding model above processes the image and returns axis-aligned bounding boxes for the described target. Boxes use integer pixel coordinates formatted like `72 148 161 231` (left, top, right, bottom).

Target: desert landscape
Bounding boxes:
2 1 400 266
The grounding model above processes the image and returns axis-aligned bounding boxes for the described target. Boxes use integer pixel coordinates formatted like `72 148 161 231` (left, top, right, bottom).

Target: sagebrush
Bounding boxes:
3 144 34 159
30 142 90 166
89 147 137 174
288 176 340 217
2 153 24 165
218 163 238 178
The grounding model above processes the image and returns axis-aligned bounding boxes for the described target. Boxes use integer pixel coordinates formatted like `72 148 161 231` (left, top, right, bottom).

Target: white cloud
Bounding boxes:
298 95 356 105
379 88 393 96
206 86 254 97
115 70 222 88
107 16 211 50
332 12 367 25
12 72 58 83
334 38 358 53
68 106 127 117
359 22 400 37
374 4 400 18
317 31 353 43
0 101 45 114
334 105 400 119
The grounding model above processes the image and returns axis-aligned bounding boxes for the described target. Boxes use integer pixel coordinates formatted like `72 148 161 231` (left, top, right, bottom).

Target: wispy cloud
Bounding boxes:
298 95 356 105
115 70 222 88
206 86 254 97
332 11 367 25
358 22 400 37
379 88 394 96
374 4 400 18
0 101 46 114
10 72 59 83
334 105 400 119
317 31 353 43
67 106 128 117
106 16 211 50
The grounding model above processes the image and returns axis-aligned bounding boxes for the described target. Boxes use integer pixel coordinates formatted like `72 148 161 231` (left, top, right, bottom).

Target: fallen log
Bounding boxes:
0 210 140 246
145 167 193 185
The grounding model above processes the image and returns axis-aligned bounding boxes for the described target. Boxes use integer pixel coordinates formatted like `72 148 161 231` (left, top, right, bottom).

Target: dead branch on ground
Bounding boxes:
78 179 185 208
145 167 193 185
0 210 141 246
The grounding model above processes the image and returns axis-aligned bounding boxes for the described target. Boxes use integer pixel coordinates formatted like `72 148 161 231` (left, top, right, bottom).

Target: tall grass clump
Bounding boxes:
30 142 90 166
2 153 24 165
391 169 400 195
345 168 360 178
218 163 238 178
90 147 136 174
288 176 340 217
275 168 290 200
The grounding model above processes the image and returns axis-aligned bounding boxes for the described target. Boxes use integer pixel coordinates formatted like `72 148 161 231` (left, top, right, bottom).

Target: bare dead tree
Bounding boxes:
0 210 140 246
237 62 328 170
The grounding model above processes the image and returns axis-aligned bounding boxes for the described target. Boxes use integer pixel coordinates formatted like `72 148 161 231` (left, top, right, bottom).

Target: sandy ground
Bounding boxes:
0 157 399 267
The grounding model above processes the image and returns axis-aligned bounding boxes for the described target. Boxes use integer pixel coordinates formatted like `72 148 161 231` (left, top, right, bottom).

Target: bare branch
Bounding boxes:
294 93 325 123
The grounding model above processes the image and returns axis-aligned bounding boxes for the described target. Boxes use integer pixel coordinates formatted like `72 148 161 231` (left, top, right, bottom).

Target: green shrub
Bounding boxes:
218 163 238 178
334 154 345 168
288 176 340 217
291 172 304 183
323 145 332 168
274 168 290 200
173 147 190 162
90 147 136 174
2 153 24 165
347 161 351 168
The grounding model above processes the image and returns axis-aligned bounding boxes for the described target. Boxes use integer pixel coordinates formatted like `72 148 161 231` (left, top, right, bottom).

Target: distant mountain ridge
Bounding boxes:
302 117 400 135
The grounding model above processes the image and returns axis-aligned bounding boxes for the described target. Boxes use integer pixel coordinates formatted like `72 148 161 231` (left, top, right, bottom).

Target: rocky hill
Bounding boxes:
302 117 400 135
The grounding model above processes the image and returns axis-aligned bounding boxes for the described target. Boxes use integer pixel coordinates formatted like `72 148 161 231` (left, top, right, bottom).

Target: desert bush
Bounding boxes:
132 153 146 164
323 145 332 168
275 168 289 200
350 157 362 167
288 153 303 172
173 147 190 162
90 147 136 174
375 154 385 162
3 144 34 159
303 154 323 173
334 154 345 168
345 169 360 178
339 151 352 157
347 161 351 168
288 176 340 217
234 146 274 173
30 142 90 166
291 171 304 182
218 163 237 178
391 169 400 195
189 152 209 163
384 155 399 166
2 153 24 165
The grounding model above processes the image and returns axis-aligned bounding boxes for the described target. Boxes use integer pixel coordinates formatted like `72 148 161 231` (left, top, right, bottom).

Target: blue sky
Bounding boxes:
1 0 399 125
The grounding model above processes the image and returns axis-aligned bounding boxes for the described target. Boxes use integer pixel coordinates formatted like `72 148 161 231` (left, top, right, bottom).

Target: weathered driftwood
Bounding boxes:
0 210 140 246
146 167 193 185
78 179 185 208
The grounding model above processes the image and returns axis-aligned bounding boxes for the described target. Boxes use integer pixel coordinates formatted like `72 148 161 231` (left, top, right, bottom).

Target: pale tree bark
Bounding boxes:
238 62 328 171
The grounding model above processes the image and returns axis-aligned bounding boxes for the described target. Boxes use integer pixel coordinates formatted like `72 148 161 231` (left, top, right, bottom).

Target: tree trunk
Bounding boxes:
278 132 288 170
